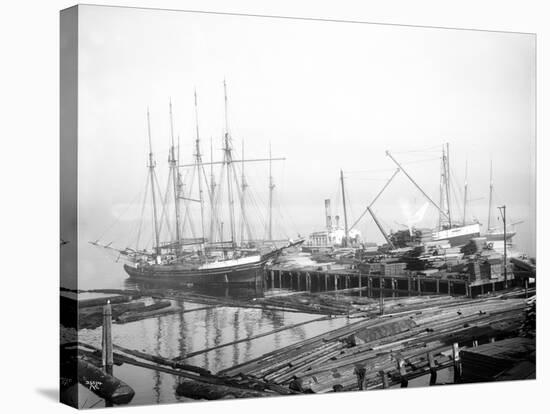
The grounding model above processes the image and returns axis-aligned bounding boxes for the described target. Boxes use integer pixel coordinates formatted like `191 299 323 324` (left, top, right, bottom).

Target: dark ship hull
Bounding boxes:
123 240 304 285
123 259 266 285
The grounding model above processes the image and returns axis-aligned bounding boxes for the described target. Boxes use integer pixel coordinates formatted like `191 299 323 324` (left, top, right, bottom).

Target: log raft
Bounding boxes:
218 296 529 393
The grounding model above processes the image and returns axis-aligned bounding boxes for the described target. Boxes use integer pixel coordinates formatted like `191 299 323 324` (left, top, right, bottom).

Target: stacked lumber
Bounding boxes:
219 296 528 393
417 228 434 244
360 262 382 274
460 337 535 382
380 262 407 276
467 261 481 281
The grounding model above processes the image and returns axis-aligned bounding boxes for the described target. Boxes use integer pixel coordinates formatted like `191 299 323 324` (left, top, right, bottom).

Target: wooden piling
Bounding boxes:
428 352 437 385
278 270 282 288
358 272 362 296
397 357 408 387
417 275 422 295
452 342 462 383
102 300 113 375
354 365 366 391
368 277 373 296
379 370 389 389
379 279 384 315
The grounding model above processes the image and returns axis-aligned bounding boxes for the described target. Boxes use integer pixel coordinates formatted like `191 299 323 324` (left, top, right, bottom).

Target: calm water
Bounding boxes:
74 245 352 408
73 246 462 408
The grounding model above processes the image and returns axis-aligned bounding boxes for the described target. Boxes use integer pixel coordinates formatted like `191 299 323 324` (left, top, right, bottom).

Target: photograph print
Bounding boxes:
60 4 536 409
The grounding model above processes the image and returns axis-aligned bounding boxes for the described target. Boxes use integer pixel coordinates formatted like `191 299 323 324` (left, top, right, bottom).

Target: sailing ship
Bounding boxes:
92 81 303 285
482 161 518 241
383 146 479 247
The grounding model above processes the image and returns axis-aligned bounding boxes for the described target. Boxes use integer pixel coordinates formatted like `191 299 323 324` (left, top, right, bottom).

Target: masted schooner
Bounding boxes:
92 81 303 285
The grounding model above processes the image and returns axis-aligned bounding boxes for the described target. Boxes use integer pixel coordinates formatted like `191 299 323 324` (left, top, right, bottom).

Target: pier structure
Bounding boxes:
266 266 513 298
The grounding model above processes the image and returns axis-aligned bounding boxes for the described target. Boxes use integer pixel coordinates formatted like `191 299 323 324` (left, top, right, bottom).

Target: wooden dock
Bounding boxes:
265 266 523 298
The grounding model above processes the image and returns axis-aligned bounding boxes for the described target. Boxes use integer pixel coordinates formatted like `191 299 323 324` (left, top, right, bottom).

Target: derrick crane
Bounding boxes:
350 168 400 250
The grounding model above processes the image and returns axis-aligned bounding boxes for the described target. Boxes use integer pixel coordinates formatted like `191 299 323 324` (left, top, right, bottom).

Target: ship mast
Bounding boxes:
223 80 236 248
168 100 182 250
147 109 161 256
193 90 206 246
462 160 468 226
209 137 217 242
268 142 275 242
438 144 452 229
240 140 248 245
340 169 349 247
487 160 494 231
445 142 452 227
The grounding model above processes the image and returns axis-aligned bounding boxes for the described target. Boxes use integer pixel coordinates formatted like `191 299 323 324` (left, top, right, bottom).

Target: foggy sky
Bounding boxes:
77 5 536 256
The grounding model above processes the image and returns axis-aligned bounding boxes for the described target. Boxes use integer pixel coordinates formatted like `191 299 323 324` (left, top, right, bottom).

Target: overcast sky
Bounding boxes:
77 5 536 256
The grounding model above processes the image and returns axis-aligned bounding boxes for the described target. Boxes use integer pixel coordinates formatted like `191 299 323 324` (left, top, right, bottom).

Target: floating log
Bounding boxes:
113 344 211 376
76 358 135 404
175 378 270 400
116 301 177 323
78 295 133 309
218 296 529 393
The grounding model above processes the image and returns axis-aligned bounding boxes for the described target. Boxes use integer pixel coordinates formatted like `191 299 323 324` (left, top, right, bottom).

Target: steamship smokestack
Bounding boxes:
325 199 332 230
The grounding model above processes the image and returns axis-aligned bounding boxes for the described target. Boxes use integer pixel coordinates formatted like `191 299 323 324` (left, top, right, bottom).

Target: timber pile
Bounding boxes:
460 337 535 382
218 296 528 393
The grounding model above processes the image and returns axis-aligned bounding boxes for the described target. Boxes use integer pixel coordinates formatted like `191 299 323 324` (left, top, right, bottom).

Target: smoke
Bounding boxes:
399 200 429 234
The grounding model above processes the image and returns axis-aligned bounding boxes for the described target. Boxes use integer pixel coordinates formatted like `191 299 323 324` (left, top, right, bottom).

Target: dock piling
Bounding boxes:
452 342 462 383
397 357 408 387
379 279 385 315
428 352 437 385
379 371 389 389
102 300 114 375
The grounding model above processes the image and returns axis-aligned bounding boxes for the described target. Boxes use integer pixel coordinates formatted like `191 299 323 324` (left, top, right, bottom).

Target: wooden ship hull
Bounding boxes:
123 260 266 285
122 241 302 285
